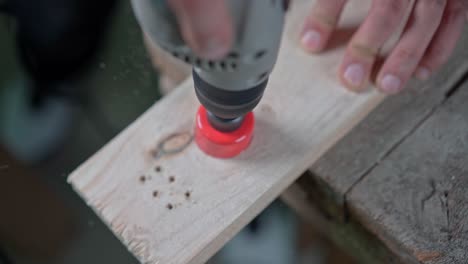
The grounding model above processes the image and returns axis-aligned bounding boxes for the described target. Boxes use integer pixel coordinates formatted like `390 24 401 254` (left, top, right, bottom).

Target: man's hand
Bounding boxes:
167 0 233 60
301 0 467 94
167 0 466 94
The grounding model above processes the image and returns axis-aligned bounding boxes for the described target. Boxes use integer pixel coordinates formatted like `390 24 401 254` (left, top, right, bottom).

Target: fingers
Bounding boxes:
415 0 466 81
377 0 447 94
340 0 410 91
167 0 233 59
300 0 348 53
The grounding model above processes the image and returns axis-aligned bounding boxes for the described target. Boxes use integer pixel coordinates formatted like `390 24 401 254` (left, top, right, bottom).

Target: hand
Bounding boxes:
167 0 233 60
301 0 467 94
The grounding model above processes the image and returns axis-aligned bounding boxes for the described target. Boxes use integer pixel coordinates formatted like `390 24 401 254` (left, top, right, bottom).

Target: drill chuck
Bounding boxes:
193 69 267 122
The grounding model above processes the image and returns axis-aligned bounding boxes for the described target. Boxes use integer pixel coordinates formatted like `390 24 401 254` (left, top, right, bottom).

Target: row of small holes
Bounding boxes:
171 49 266 72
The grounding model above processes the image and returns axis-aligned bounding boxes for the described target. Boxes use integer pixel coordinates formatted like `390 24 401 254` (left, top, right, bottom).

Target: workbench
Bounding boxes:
284 32 468 264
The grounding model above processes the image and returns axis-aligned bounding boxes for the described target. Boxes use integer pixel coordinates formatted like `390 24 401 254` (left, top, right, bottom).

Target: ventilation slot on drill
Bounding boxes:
208 61 215 69
254 50 267 60
228 52 239 59
230 62 237 70
258 72 268 82
220 61 227 71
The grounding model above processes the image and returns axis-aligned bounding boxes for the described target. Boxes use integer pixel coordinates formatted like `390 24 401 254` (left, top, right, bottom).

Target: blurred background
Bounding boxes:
0 1 354 263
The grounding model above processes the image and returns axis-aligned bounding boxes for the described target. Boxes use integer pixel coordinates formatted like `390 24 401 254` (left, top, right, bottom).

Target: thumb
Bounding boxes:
168 0 233 60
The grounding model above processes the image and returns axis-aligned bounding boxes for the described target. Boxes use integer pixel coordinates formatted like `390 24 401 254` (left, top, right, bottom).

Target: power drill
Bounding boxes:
132 0 288 157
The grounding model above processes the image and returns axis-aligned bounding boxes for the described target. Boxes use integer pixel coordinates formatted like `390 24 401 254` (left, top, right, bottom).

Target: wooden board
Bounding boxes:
348 81 468 264
68 1 386 263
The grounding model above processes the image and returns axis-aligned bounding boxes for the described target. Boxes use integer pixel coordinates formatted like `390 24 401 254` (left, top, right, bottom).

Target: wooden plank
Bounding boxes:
67 1 388 263
282 180 403 264
348 81 468 264
309 29 468 203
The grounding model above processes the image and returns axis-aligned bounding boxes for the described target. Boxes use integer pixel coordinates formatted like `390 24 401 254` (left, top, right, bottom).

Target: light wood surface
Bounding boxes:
68 1 388 263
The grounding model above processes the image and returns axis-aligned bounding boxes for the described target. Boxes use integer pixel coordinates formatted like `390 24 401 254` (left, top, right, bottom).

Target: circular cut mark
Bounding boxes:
154 132 193 158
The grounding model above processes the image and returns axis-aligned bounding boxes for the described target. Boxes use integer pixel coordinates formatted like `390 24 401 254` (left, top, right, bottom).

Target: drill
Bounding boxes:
132 0 287 158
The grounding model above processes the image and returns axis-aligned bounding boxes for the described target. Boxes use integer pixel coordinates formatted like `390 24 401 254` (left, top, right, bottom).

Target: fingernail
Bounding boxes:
301 30 322 52
380 74 402 94
200 37 229 60
415 67 431 81
343 64 365 88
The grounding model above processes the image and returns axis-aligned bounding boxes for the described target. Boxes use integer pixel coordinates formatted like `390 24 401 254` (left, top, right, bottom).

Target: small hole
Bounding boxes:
231 62 237 70
139 175 146 183
155 166 162 172
153 191 158 197
184 56 191 63
166 203 173 210
255 50 267 60
195 58 202 67
169 176 175 183
172 51 179 58
185 191 191 199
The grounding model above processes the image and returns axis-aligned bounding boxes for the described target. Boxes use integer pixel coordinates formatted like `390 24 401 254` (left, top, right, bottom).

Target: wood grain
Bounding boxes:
348 81 468 264
68 1 387 263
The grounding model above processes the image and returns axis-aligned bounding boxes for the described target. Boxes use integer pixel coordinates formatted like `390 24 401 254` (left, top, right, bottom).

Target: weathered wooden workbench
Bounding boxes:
284 30 468 264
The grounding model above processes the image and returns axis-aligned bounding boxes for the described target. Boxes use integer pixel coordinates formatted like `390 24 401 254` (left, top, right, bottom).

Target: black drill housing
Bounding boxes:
193 70 267 132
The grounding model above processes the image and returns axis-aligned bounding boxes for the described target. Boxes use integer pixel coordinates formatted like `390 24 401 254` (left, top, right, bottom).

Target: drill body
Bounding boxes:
132 0 287 132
